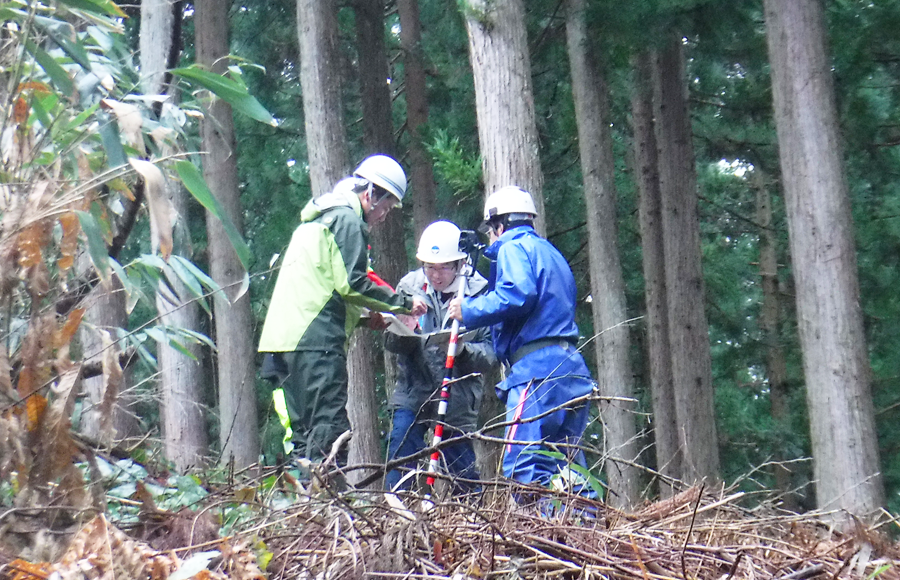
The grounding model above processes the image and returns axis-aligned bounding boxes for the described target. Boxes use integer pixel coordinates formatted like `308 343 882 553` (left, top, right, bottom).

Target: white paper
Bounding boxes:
382 313 419 337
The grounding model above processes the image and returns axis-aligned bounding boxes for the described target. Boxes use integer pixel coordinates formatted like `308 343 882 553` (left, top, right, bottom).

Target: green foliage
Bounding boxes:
172 64 276 126
428 130 483 200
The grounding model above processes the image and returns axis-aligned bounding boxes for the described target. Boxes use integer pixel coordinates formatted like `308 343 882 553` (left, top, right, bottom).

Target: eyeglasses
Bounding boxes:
424 264 458 274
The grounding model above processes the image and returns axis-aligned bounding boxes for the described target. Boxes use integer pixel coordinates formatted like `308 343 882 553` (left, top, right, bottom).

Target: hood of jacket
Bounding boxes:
300 187 363 223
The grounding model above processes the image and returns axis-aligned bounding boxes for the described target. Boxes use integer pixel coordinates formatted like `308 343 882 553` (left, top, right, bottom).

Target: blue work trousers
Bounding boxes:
502 376 592 486
385 408 478 491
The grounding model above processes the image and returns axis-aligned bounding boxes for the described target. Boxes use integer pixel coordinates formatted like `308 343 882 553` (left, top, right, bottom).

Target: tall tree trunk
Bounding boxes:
195 0 260 468
462 0 546 235
139 0 174 98
462 0 544 478
632 50 679 498
298 0 350 195
142 0 209 472
79 276 139 444
346 330 382 486
652 37 720 485
565 0 641 508
398 0 437 239
754 172 796 511
763 0 884 517
351 0 406 488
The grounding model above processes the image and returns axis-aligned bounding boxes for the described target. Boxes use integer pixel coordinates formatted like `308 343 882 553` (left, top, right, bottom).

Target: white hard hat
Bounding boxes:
331 176 366 197
416 221 468 263
483 186 538 221
353 154 407 204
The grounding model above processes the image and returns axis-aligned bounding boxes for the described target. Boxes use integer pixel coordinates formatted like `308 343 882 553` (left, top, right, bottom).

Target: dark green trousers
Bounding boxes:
282 349 351 463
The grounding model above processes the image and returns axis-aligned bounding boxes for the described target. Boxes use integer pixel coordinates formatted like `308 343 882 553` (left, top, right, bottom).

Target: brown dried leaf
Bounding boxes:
24 392 46 432
54 516 181 580
134 481 160 515
100 99 145 154
26 261 50 301
16 312 54 403
31 366 80 488
0 242 18 296
3 558 51 580
16 223 45 268
13 97 29 125
55 308 85 351
0 342 15 404
97 329 122 444
220 541 267 580
57 212 80 273
129 158 172 260
0 411 22 478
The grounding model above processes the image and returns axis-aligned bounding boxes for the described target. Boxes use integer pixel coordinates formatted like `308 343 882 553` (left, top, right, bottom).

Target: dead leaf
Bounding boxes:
0 342 15 404
53 515 187 580
129 158 172 260
13 97 29 125
31 366 80 487
3 558 51 580
134 480 160 515
16 222 46 268
57 212 80 273
101 98 145 154
55 308 85 351
97 329 123 444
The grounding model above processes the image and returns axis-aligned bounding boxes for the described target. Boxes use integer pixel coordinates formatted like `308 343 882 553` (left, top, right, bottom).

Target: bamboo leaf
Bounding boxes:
167 255 210 314
144 326 166 345
167 338 198 361
98 112 127 168
170 255 222 296
129 159 172 260
174 161 251 269
171 66 276 125
23 39 73 96
31 15 93 71
56 0 128 18
75 210 110 280
102 99 144 152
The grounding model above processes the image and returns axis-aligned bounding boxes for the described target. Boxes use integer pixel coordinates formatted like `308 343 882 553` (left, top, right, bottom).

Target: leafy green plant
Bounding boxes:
0 0 272 525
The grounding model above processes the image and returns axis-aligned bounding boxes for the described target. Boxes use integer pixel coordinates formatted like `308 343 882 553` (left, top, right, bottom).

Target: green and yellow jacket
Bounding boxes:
258 188 413 353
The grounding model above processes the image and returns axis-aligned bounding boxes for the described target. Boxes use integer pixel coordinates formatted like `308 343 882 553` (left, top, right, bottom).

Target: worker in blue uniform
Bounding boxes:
447 186 595 489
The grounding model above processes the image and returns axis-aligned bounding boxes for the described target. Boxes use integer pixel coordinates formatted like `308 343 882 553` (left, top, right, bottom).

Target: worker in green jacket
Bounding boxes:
259 155 427 465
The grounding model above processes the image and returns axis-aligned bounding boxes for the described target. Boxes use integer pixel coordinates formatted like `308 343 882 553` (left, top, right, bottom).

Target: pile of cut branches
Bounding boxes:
260 483 900 580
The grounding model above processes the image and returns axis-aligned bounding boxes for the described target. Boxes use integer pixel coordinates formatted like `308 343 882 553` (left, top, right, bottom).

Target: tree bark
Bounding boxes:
565 0 641 508
462 0 545 478
139 0 174 97
763 0 884 517
754 171 796 511
351 0 406 488
632 50 679 498
79 276 140 444
398 0 437 239
298 0 350 195
462 0 546 235
195 0 260 468
346 330 382 487
141 0 209 472
652 37 720 485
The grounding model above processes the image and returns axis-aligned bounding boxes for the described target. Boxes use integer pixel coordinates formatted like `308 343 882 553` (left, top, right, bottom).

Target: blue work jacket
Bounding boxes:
460 226 592 390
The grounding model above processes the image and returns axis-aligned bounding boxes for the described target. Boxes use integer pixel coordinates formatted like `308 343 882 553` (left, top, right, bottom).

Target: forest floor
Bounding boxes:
1 466 899 580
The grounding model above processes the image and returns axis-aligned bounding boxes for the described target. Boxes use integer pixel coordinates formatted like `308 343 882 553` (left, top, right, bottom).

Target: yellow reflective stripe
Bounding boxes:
272 388 294 455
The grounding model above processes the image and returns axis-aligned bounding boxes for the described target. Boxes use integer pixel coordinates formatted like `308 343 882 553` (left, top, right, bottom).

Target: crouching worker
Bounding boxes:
447 186 595 493
258 155 427 466
384 221 496 492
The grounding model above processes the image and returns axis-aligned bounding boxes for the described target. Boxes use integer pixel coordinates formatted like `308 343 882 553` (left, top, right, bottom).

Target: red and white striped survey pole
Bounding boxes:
425 270 469 490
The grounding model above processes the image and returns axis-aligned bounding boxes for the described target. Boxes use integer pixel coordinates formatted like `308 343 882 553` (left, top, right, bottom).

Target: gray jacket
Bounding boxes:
385 268 496 431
